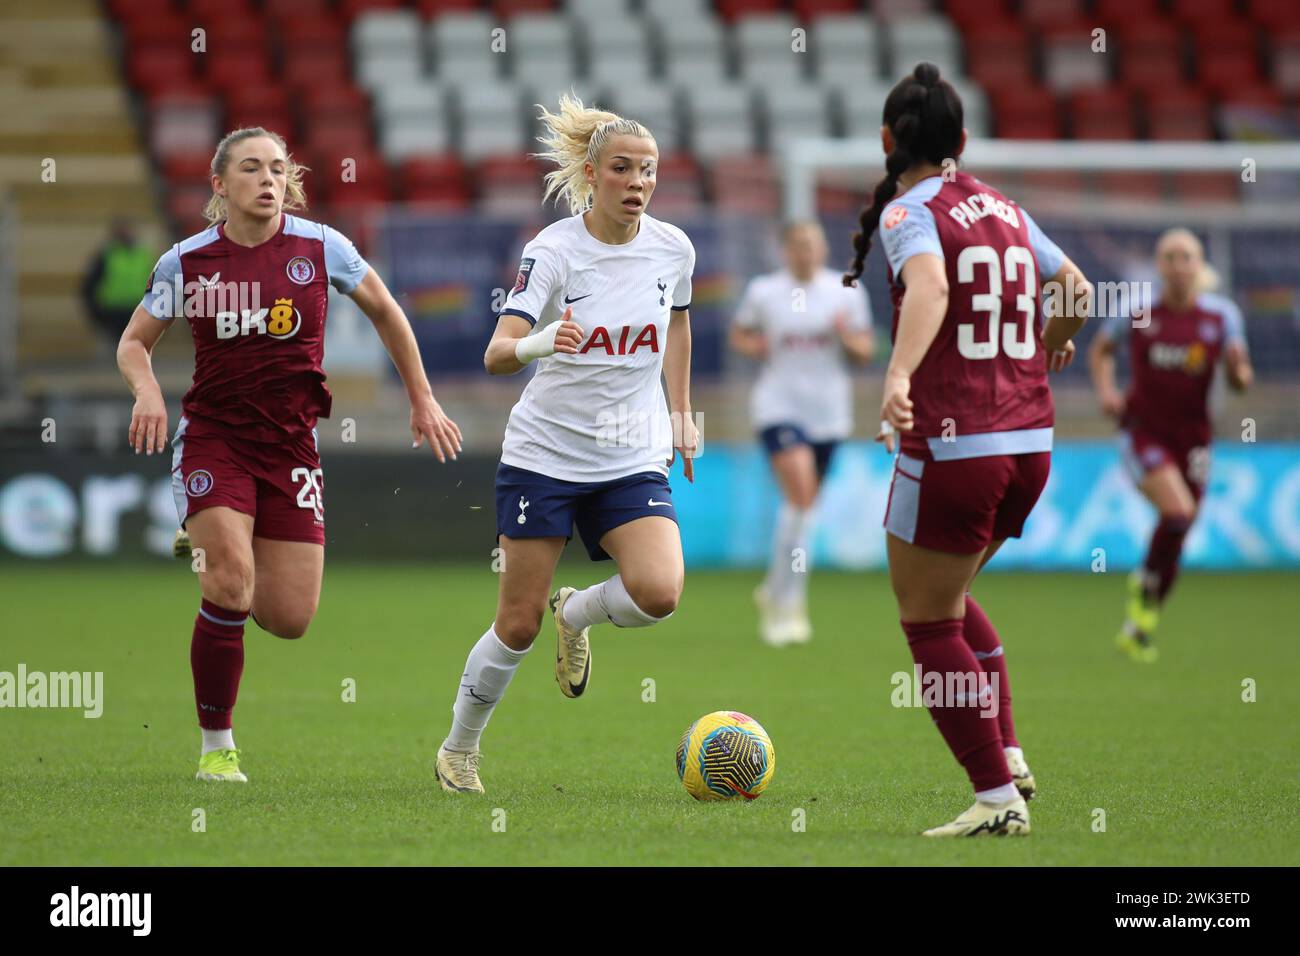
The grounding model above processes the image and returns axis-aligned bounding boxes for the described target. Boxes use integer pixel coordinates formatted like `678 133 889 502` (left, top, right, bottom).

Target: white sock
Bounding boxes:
201 728 235 754
443 625 528 753
562 574 667 630
765 504 813 607
976 782 1022 805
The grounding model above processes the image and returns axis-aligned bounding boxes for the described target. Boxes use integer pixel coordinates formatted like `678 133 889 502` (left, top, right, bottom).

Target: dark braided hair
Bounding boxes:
842 62 964 287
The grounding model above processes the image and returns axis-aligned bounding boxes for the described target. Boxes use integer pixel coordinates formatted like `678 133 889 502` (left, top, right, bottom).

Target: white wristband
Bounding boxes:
514 321 562 364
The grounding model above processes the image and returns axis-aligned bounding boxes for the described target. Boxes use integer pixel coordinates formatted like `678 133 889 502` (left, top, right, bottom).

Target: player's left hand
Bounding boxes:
669 411 700 483
410 394 463 463
1048 340 1076 373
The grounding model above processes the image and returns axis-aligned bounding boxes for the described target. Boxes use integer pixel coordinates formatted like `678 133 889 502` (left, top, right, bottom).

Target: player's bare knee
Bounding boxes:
495 607 542 649
628 578 680 619
203 564 254 611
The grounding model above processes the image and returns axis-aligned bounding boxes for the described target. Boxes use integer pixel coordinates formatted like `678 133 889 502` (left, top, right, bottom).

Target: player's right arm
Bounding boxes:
117 303 171 455
485 241 583 374
118 247 180 455
484 308 583 375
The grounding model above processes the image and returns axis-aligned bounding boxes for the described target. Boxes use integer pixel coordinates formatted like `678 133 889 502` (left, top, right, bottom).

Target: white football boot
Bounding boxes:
550 587 591 698
1006 749 1037 801
435 746 484 794
922 797 1030 837
755 585 796 647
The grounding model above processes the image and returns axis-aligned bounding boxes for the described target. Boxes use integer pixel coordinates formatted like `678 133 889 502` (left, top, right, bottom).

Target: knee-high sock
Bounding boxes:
765 504 813 607
444 625 528 752
1144 515 1193 604
191 598 246 734
902 618 1010 795
561 574 669 630
961 596 1016 749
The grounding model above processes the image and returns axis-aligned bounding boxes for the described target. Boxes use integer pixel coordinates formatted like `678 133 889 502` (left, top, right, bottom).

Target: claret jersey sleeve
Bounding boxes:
500 239 563 327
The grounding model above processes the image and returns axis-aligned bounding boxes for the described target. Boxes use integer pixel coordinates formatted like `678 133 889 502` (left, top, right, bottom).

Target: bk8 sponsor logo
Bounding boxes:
215 298 302 340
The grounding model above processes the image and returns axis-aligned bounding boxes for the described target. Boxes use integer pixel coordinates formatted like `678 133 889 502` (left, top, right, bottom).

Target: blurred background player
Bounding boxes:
435 95 697 795
855 63 1091 837
80 216 155 361
729 220 873 646
1088 228 1253 663
117 127 462 783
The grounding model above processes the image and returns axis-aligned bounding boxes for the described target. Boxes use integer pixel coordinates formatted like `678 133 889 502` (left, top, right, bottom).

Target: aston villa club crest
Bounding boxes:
286 256 315 284
186 470 214 497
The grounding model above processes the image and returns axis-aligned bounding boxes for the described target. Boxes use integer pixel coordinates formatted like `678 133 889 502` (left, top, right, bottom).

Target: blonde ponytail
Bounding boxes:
532 92 654 215
203 127 309 225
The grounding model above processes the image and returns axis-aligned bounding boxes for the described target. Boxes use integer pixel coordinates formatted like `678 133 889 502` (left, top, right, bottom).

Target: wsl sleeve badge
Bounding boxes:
676 711 776 801
512 257 535 294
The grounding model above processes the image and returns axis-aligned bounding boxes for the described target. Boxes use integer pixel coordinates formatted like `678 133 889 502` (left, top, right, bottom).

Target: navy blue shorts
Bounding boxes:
758 423 839 482
495 462 678 561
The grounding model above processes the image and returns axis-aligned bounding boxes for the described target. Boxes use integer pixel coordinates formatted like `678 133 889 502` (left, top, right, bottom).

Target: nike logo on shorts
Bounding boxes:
647 499 671 507
564 293 592 304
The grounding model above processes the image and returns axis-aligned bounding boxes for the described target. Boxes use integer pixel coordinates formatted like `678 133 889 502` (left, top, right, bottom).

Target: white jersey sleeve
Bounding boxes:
879 191 944 277
322 224 371 294
672 236 695 310
500 239 564 327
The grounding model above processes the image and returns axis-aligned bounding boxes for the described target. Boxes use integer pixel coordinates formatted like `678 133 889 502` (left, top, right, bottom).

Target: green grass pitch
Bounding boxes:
1 563 1296 866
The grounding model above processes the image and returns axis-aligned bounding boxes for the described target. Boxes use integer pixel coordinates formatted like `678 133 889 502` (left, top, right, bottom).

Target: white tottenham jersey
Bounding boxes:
497 212 696 482
734 267 872 440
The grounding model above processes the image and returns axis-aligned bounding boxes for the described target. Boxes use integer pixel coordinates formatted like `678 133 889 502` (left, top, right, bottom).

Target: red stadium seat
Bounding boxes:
1144 90 1212 139
964 25 1035 89
1171 172 1240 204
167 184 214 236
224 86 291 119
204 52 276 96
1021 170 1087 196
128 46 197 96
1169 0 1237 29
1069 87 1136 139
263 0 330 19
1093 171 1163 200
1018 0 1087 28
708 154 778 214
717 0 784 20
227 110 295 139
283 49 351 90
1247 0 1300 29
163 152 214 185
793 0 863 21
336 0 404 21
489 0 557 18
415 0 481 16
273 17 346 49
943 0 1011 30
122 15 191 48
401 154 470 206
198 20 270 56
1198 53 1263 97
186 0 255 19
1093 0 1162 26
990 87 1063 139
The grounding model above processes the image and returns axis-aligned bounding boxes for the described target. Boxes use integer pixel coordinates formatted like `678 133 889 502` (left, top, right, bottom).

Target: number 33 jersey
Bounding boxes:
879 171 1066 460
